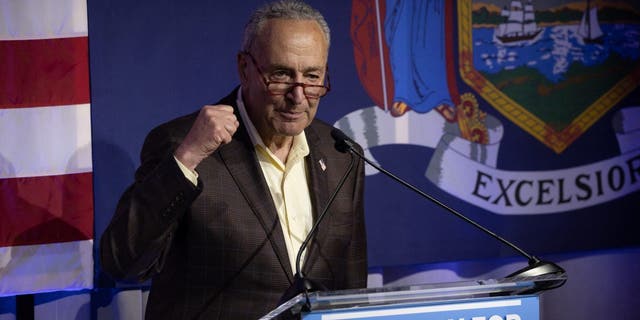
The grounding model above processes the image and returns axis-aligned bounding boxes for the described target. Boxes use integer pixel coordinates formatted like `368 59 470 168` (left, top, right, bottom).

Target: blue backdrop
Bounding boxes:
88 0 640 280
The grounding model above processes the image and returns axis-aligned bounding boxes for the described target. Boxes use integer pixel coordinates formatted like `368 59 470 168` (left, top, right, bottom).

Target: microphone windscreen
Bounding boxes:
331 128 351 153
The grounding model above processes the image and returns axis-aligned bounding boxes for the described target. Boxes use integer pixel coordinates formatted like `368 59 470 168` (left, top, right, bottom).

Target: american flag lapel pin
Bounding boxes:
319 159 326 171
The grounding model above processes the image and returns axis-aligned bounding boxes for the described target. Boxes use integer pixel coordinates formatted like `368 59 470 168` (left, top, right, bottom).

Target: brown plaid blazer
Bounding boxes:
100 88 368 319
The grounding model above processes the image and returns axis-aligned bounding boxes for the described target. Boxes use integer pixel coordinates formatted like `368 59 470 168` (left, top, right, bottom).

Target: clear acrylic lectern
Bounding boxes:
260 274 566 320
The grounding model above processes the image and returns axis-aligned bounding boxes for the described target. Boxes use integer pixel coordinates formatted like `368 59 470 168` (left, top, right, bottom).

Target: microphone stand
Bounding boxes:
279 151 356 310
331 129 565 289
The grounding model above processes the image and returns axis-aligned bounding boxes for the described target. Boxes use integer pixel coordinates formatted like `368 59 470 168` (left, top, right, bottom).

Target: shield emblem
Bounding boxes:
458 0 640 153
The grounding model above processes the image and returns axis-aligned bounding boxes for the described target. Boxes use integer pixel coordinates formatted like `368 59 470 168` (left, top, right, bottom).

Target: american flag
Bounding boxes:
0 0 93 296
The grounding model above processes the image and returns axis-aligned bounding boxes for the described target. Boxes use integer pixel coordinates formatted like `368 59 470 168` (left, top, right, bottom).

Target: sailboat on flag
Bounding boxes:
494 0 543 45
577 0 604 44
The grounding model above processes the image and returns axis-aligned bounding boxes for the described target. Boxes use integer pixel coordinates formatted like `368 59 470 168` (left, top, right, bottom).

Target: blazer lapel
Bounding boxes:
301 126 331 275
217 96 294 283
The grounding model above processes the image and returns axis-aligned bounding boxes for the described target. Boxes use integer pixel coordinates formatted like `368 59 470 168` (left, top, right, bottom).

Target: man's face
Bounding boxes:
239 18 329 143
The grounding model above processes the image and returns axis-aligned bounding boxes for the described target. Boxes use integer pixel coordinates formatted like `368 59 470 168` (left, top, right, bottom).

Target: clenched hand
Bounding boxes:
174 105 240 171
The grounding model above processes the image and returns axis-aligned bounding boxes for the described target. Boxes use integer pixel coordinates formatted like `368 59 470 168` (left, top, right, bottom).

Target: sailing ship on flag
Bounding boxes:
494 0 542 44
577 0 604 44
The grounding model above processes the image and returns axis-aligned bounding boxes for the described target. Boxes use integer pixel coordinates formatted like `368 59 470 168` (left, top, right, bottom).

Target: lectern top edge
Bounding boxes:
260 273 567 320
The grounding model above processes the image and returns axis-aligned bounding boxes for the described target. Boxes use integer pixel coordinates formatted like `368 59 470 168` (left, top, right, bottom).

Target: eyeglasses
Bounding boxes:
243 51 331 99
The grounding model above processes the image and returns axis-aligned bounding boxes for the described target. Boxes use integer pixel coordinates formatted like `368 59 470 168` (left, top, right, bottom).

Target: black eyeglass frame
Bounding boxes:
242 51 331 99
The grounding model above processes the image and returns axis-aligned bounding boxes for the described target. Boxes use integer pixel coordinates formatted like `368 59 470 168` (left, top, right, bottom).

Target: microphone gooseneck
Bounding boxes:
331 129 566 287
279 146 357 309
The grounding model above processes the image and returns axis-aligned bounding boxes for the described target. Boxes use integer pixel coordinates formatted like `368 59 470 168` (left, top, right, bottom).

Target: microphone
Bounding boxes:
330 128 565 289
278 139 357 309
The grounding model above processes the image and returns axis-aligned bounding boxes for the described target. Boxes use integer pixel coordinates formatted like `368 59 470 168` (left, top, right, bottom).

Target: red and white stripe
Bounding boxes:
0 0 93 296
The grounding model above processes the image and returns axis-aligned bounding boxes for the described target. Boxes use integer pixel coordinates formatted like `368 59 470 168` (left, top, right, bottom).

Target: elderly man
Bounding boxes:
100 1 367 318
